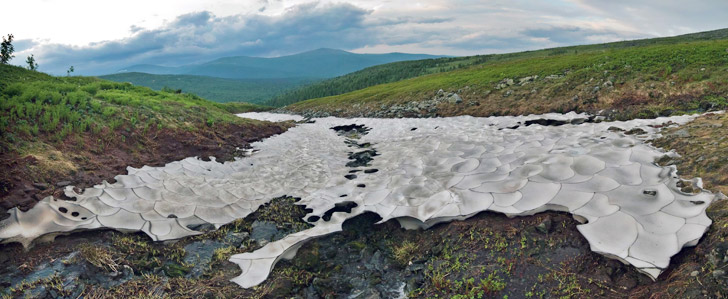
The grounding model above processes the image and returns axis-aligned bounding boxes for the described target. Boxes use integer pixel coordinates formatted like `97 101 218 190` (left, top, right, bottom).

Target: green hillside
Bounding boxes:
265 56 485 107
0 64 280 212
275 28 728 108
0 65 268 145
120 48 444 79
286 38 728 119
99 72 315 104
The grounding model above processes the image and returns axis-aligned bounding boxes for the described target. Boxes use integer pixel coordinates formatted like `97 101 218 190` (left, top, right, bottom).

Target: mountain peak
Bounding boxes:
301 48 350 55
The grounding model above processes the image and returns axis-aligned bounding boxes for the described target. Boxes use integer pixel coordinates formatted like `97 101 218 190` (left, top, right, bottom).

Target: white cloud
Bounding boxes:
2 0 726 75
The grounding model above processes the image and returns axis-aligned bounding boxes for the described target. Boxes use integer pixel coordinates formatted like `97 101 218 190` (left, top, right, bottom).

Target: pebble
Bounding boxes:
56 181 72 187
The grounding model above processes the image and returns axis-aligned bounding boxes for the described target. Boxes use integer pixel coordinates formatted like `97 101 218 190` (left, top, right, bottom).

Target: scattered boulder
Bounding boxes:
670 129 691 138
448 93 463 104
56 181 71 187
518 75 538 85
251 220 280 245
33 183 49 190
544 74 563 80
183 240 227 278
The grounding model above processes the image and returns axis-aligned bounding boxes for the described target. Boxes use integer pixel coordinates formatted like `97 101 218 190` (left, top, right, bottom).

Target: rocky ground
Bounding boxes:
2 113 728 298
284 71 728 122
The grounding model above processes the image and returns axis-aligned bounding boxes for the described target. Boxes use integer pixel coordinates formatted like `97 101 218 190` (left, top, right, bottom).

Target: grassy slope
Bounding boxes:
274 28 728 108
264 56 482 107
0 64 281 211
0 65 270 140
287 39 728 119
99 72 315 104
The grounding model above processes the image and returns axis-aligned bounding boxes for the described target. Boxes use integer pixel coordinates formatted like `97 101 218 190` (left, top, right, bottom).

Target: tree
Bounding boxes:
67 66 74 76
26 54 38 71
1 34 14 64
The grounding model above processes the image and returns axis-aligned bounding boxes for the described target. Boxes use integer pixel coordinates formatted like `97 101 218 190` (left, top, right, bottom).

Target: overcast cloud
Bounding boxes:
2 0 727 75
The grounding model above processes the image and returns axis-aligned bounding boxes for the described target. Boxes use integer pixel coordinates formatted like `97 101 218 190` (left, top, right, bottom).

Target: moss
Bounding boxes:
391 240 418 267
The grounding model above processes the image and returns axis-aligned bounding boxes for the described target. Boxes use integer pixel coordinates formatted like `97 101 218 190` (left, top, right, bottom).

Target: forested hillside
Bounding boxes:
100 73 314 104
286 38 728 120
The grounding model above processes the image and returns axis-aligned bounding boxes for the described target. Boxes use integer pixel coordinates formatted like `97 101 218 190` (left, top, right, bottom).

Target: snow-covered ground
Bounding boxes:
0 112 716 289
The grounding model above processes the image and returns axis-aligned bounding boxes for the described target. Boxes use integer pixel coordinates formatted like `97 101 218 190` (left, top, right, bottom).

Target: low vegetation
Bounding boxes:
100 72 315 104
286 33 728 119
0 64 286 212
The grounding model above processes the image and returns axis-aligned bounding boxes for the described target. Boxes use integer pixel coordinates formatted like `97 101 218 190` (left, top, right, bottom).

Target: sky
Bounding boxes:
2 0 728 75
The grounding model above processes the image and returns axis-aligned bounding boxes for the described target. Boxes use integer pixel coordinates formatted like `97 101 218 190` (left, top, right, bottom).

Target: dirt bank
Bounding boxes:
0 121 291 217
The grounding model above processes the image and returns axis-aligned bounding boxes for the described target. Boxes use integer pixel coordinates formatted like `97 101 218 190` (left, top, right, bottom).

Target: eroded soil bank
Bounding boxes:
0 122 291 217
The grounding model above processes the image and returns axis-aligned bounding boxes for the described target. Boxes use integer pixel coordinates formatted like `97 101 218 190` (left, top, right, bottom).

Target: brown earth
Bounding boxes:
0 121 291 217
2 114 728 298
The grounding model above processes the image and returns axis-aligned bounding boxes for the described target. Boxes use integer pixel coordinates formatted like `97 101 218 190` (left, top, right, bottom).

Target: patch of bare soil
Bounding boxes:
0 122 291 216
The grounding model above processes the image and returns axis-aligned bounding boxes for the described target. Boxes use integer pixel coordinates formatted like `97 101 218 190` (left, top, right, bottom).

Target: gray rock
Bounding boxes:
448 93 463 104
544 74 563 80
713 269 725 278
33 183 49 190
536 217 552 234
671 129 691 138
251 220 279 245
224 232 250 247
56 181 71 187
518 75 538 85
691 270 700 277
183 240 227 278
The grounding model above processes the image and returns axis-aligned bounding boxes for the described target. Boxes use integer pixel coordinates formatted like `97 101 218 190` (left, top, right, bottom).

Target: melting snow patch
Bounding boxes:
0 112 716 289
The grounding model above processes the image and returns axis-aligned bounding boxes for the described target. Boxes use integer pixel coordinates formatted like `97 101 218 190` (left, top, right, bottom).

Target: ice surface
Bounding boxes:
0 112 717 288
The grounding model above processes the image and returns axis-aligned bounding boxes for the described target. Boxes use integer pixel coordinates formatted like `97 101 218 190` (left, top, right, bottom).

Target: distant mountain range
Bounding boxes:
115 48 445 79
99 73 317 104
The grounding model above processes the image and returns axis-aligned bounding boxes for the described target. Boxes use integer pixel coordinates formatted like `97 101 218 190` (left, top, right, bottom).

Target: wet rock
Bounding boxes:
269 278 295 297
347 150 379 168
536 217 552 234
183 240 227 278
313 277 353 294
624 128 647 135
224 232 250 247
32 183 49 190
186 223 216 232
251 220 279 245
